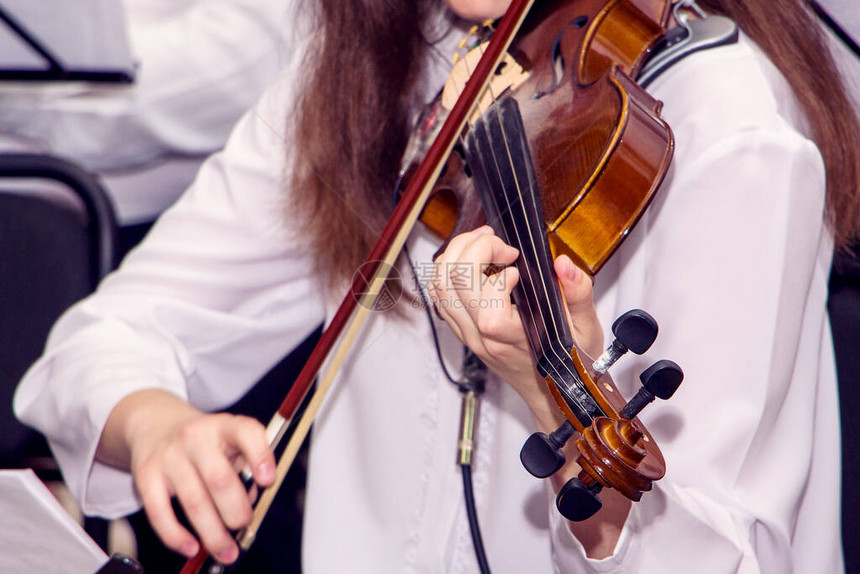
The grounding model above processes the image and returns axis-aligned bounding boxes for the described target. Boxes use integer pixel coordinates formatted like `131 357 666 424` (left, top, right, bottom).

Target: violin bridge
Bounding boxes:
442 43 529 124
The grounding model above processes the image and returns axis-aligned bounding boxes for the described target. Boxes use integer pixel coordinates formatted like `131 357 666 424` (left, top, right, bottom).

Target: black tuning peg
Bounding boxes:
592 309 659 374
556 476 603 521
520 420 575 478
620 359 684 420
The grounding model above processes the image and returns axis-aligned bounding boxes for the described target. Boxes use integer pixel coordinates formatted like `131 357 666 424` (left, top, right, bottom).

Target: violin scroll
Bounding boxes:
519 308 684 522
520 307 659 479
558 416 652 520
555 359 683 522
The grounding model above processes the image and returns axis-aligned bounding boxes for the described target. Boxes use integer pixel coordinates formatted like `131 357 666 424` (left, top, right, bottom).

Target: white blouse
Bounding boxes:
15 22 842 574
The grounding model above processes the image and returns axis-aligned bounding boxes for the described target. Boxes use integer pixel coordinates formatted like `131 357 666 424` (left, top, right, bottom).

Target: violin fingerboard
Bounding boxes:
464 97 604 427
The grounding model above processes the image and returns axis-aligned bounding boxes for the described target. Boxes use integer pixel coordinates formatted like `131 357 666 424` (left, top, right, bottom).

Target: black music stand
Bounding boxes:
0 1 135 83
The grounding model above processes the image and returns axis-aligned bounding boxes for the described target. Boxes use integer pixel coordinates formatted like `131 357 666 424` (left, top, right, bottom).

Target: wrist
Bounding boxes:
98 389 201 469
522 376 567 435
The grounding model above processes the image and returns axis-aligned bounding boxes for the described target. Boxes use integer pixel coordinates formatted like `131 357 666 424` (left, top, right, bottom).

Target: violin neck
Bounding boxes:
464 97 604 427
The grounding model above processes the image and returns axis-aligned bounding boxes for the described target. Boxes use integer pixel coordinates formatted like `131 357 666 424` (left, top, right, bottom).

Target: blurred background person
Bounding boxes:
0 0 298 252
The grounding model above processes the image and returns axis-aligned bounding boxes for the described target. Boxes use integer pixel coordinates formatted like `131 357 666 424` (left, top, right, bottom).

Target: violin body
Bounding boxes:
420 0 673 274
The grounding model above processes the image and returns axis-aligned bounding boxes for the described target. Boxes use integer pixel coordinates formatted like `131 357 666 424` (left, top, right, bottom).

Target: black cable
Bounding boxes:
392 166 469 389
403 242 463 387
404 242 493 573
393 177 492 573
460 463 492 574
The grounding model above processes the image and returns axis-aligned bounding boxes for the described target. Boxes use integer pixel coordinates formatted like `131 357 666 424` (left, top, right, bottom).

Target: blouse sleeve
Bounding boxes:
548 38 841 573
13 69 326 519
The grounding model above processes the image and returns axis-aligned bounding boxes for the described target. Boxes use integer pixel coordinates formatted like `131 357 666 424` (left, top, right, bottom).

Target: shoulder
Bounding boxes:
647 32 815 167
637 32 826 246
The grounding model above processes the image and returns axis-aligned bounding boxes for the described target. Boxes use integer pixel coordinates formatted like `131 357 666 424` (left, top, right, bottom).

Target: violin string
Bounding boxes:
483 93 593 403
437 20 594 422
477 105 589 415
455 30 553 363
400 24 556 392
461 31 593 420
449 30 563 383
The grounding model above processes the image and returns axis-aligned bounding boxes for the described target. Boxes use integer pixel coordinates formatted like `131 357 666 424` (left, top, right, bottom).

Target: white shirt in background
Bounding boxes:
0 0 299 225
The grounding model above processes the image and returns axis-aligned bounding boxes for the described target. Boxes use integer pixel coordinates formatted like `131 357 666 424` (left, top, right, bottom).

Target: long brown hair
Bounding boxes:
291 0 860 288
290 0 436 290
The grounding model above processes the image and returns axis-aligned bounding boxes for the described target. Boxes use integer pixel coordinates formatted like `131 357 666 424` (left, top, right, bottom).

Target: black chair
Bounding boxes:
829 246 860 574
0 152 117 549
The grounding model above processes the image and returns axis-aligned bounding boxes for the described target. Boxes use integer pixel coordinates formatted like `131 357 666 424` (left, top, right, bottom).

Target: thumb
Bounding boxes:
555 254 603 359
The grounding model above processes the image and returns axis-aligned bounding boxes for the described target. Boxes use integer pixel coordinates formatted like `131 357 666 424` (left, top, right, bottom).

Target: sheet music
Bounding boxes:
0 469 109 573
0 0 134 77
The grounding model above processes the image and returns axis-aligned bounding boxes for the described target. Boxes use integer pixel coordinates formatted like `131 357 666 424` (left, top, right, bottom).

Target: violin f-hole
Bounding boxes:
534 16 588 99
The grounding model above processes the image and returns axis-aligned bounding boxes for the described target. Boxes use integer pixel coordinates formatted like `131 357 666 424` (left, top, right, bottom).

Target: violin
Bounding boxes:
183 0 684 570
412 0 684 520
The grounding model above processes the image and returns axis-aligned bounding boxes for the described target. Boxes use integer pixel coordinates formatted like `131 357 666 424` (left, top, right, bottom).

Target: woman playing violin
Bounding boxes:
15 0 860 572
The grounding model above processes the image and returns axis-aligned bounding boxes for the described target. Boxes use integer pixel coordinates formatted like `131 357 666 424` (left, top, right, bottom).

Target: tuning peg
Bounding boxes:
620 359 684 420
592 309 659 374
556 476 603 521
520 420 575 478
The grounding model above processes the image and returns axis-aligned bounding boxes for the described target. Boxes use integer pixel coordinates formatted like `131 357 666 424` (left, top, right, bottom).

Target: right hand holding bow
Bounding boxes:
97 389 275 564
